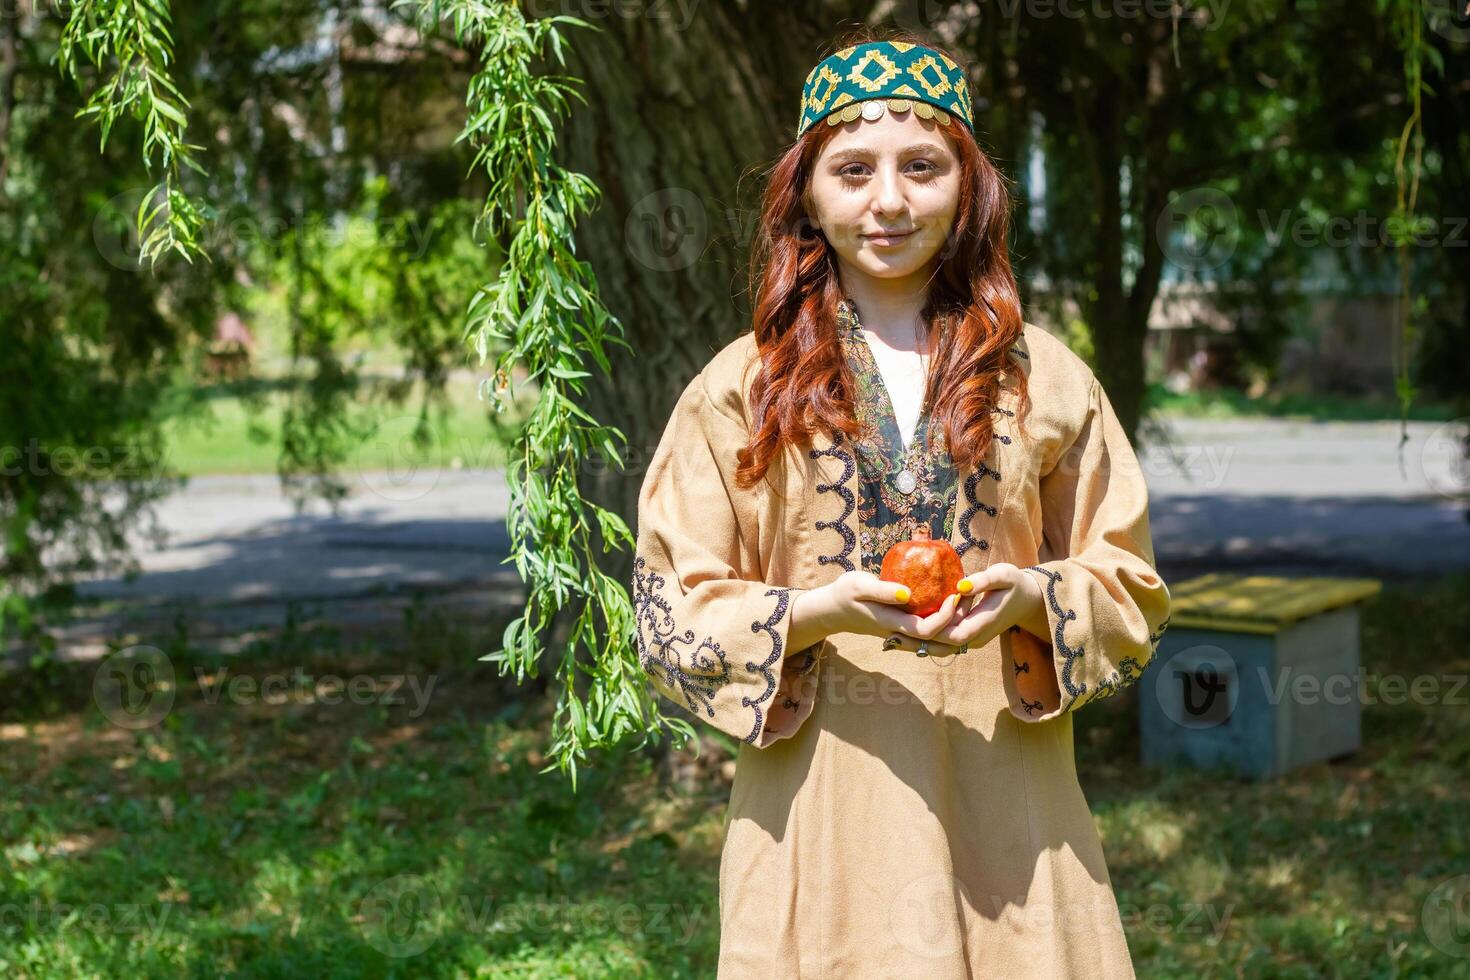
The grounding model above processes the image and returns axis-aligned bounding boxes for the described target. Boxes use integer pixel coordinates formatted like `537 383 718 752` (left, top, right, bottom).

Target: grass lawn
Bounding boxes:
1 577 1467 977
1148 383 1462 423
156 373 1463 480
160 377 510 477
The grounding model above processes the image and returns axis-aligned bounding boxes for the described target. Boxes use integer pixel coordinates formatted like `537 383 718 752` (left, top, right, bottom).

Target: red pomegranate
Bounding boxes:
879 526 965 617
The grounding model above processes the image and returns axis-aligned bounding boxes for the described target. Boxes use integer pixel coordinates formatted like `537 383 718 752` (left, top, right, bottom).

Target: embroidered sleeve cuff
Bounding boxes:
634 573 827 746
755 638 832 747
999 562 1168 723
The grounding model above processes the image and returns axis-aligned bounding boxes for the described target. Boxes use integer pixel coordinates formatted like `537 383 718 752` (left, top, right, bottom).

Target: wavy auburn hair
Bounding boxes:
733 30 1030 494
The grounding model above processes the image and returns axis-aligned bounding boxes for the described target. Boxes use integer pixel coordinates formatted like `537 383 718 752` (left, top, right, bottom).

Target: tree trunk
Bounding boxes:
557 2 867 581
0 12 17 191
1081 90 1153 439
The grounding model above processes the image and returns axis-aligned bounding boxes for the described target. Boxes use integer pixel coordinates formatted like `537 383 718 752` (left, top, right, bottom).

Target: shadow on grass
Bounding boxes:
1075 574 1470 976
3 578 1468 976
0 604 722 978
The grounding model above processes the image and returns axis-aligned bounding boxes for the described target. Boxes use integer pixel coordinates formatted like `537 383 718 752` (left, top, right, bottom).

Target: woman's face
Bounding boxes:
805 109 962 285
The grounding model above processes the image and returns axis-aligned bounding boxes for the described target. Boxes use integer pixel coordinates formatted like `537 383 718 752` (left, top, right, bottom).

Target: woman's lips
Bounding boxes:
864 230 915 246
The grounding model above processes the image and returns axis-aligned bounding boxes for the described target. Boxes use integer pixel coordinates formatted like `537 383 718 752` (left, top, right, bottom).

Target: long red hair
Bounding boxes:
734 29 1030 493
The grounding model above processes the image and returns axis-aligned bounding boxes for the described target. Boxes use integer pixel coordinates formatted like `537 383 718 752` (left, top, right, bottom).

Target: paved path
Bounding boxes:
80 468 519 605
28 416 1469 661
40 468 525 662
1142 416 1468 580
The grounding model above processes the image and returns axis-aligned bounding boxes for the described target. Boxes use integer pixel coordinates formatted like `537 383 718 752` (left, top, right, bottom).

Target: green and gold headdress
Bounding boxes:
797 40 975 138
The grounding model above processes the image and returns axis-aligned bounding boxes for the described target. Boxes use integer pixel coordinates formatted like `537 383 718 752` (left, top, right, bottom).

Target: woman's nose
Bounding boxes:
871 166 907 216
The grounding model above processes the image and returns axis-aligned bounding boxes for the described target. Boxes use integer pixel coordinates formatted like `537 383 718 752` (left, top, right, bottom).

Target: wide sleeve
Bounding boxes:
631 371 827 748
1001 375 1172 723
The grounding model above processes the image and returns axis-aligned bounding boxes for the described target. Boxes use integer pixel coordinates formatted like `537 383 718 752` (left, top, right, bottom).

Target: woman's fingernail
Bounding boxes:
894 587 910 603
957 580 973 594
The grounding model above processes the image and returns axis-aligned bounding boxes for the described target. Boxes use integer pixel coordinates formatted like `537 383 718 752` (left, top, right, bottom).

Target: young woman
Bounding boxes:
630 30 1172 978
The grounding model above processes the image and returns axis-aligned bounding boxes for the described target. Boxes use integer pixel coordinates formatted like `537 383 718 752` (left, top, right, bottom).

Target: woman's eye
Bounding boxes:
836 161 939 186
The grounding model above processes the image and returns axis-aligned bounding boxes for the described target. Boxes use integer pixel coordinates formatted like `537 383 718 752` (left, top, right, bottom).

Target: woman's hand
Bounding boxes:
790 570 963 651
877 563 1047 656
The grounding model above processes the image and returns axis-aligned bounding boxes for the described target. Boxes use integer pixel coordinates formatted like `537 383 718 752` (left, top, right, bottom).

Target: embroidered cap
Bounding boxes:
797 40 975 138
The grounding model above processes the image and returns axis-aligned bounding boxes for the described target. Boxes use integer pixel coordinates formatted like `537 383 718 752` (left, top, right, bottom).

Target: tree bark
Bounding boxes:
556 2 868 580
0 11 18 193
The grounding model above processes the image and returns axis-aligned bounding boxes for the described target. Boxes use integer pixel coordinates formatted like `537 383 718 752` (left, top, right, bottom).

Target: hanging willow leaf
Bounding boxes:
57 0 208 266
396 0 661 789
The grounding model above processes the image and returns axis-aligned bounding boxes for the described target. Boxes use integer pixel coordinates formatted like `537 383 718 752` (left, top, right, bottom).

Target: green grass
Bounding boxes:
1081 573 1470 978
0 607 720 978
2 578 1468 977
158 374 1461 483
160 377 510 477
155 368 1461 482
1148 382 1462 423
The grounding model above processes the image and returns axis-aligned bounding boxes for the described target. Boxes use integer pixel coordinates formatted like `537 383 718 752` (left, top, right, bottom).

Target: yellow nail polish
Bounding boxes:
956 580 973 594
895 587 910 603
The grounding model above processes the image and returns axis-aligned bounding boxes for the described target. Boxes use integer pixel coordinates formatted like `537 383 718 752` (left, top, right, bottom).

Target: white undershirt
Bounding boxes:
860 334 931 452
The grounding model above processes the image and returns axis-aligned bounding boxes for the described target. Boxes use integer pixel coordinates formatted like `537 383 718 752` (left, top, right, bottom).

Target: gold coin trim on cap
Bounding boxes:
797 41 974 137
820 98 957 129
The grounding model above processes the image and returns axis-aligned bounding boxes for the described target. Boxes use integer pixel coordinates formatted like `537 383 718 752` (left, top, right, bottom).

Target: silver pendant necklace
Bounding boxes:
842 296 930 497
895 340 933 496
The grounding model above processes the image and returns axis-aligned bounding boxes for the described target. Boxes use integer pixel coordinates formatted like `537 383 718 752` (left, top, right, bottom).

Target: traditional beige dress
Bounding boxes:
630 311 1172 978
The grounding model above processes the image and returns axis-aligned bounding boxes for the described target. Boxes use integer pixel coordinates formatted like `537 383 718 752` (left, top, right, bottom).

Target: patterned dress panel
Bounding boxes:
836 299 960 576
